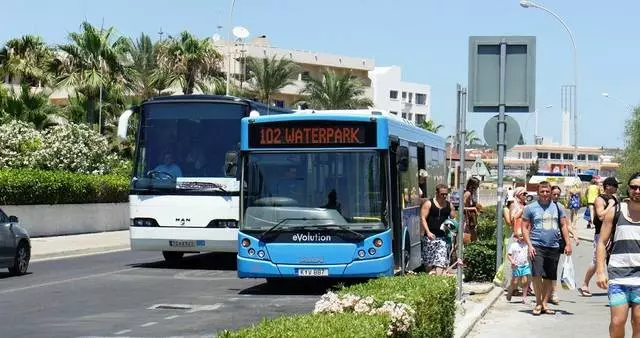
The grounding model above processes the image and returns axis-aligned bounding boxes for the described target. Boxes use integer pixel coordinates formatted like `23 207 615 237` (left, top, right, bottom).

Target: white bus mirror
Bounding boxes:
117 109 133 141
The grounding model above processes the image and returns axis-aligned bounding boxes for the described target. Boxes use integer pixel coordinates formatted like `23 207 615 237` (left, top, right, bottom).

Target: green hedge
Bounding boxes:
339 274 456 338
463 240 497 282
219 312 391 338
0 169 129 205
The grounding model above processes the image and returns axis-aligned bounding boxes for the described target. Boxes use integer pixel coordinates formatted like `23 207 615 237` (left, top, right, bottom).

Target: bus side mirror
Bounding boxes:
397 146 409 172
117 109 133 141
224 151 238 177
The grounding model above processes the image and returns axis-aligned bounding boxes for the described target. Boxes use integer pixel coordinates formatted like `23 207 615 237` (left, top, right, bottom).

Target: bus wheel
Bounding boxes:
162 251 184 264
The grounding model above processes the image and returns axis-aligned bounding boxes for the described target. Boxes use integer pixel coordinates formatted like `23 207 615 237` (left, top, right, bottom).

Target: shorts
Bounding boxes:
608 284 640 307
531 245 561 280
421 236 449 269
592 233 600 265
512 264 531 277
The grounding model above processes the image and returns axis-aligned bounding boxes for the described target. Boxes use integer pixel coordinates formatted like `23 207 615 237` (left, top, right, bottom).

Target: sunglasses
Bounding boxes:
630 185 640 191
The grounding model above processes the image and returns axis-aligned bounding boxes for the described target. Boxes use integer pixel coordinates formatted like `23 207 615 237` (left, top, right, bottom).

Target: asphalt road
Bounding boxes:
0 251 338 338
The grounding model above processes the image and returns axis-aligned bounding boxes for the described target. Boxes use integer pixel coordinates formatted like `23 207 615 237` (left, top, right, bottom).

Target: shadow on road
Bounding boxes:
0 271 33 280
236 278 370 296
129 252 237 271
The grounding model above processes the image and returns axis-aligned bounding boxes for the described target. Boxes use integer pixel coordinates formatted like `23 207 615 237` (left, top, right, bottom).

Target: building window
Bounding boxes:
563 153 573 160
521 152 532 159
408 93 413 103
588 154 599 161
390 111 398 115
401 113 407 119
537 152 548 159
550 152 561 160
577 154 586 161
389 90 398 100
402 91 407 101
415 93 427 105
407 113 413 121
301 71 310 81
415 114 425 124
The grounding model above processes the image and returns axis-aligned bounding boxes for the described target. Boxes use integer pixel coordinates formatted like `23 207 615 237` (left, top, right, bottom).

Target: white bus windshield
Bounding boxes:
242 151 387 230
132 102 244 193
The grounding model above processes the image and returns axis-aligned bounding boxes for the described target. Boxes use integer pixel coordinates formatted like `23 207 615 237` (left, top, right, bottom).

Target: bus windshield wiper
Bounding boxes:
311 224 365 240
259 217 329 241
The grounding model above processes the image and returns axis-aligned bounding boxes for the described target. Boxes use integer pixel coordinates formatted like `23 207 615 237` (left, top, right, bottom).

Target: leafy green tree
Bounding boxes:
419 119 443 133
245 56 297 105
300 69 372 109
0 35 54 87
618 105 640 193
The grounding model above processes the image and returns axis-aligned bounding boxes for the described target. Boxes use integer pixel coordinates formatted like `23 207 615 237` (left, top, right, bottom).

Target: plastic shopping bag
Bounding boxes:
561 256 576 290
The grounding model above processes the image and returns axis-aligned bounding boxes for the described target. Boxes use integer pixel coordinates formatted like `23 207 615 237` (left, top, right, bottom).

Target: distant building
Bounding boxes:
368 66 431 124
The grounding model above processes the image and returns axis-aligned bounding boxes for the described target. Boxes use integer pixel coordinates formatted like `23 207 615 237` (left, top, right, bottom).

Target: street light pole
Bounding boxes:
226 0 237 96
520 0 579 172
602 92 635 112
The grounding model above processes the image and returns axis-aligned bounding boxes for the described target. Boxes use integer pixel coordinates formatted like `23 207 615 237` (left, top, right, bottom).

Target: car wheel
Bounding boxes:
162 251 184 264
8 242 30 276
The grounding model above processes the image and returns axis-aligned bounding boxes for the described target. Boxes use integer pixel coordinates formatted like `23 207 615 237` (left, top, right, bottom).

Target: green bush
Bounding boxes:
338 274 456 338
464 240 497 282
0 169 129 205
218 312 391 338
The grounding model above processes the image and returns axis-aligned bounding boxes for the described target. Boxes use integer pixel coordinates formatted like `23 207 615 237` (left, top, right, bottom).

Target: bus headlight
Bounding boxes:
358 250 366 258
241 238 251 248
373 238 383 247
248 248 255 256
257 250 265 258
368 248 376 255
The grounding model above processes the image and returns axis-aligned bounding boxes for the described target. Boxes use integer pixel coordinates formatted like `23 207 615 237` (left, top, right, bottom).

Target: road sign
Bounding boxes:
483 114 521 150
468 36 536 113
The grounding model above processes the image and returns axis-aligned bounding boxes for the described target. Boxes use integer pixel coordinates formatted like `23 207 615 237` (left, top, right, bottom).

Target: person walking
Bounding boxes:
522 181 572 315
596 173 640 338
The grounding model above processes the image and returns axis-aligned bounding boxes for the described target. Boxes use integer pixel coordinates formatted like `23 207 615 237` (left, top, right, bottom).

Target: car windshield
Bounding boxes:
242 151 387 230
131 102 244 193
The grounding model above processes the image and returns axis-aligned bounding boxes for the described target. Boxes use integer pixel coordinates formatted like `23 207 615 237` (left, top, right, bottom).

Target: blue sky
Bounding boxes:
2 0 637 148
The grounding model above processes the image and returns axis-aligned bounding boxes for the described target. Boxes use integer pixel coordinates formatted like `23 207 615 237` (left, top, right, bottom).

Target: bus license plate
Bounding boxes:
169 240 195 247
297 269 329 277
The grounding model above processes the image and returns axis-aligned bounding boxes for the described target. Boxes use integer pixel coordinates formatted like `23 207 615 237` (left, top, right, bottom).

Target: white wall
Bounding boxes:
2 203 129 237
368 66 431 123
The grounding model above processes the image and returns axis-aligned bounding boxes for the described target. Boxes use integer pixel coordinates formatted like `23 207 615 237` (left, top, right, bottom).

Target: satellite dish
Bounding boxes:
232 26 250 39
212 33 221 42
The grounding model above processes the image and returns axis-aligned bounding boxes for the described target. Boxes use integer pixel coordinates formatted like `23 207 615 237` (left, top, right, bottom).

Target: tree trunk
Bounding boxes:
86 96 96 128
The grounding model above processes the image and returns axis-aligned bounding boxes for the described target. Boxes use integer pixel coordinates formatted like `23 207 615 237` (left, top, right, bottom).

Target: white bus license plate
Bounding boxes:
297 269 329 277
169 240 195 247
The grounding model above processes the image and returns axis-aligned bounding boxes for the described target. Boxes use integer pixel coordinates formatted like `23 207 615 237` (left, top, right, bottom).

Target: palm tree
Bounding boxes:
154 31 223 95
3 84 62 128
53 21 132 129
245 56 298 104
128 33 168 99
300 69 373 109
419 119 443 133
465 129 482 146
0 35 54 87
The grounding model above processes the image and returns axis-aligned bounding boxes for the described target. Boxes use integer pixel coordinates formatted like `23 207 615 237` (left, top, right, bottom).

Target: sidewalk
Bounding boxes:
30 230 130 261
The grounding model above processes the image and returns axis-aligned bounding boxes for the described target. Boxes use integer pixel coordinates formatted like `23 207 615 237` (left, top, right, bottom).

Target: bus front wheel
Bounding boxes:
162 251 184 264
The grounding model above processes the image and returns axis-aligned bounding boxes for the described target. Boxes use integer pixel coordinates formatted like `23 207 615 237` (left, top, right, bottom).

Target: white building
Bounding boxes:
368 66 431 124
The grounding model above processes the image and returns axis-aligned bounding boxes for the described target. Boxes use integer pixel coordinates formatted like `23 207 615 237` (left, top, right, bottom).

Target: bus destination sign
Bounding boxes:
249 121 377 148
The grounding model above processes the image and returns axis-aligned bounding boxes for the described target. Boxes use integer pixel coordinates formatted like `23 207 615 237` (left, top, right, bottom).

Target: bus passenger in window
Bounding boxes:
322 189 342 214
154 151 183 178
418 169 428 198
420 184 456 275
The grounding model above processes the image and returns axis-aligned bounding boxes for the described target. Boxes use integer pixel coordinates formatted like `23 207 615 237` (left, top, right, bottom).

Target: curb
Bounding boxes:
454 286 504 338
31 244 130 262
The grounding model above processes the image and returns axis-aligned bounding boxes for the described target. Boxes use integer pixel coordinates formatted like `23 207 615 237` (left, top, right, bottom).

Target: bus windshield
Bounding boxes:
242 151 387 230
132 102 244 193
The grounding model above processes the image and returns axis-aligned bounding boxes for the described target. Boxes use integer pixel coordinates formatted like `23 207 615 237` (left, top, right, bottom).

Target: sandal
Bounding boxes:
549 295 560 305
532 305 542 316
542 307 556 315
578 287 593 297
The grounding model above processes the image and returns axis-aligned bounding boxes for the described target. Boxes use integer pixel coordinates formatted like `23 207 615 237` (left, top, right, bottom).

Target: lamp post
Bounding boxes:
226 0 237 96
523 104 552 143
602 92 635 111
520 0 579 171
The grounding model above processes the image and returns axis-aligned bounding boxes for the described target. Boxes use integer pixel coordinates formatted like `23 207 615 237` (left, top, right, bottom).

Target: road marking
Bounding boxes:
186 303 222 313
0 268 138 295
165 315 180 320
141 321 157 327
114 329 132 335
31 248 130 263
148 303 222 313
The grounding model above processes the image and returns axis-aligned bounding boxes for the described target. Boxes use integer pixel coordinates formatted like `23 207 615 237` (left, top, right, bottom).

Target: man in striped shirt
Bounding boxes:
597 172 640 338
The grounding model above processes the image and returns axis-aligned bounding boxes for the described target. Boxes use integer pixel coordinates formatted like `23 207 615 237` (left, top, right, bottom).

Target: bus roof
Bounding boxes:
244 109 445 149
140 95 295 115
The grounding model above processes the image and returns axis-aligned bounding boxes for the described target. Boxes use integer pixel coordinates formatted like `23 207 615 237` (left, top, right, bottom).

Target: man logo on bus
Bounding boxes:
176 218 191 225
292 233 332 242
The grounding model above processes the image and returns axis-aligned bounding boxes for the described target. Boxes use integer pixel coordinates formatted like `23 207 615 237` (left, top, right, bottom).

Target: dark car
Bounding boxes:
0 208 30 275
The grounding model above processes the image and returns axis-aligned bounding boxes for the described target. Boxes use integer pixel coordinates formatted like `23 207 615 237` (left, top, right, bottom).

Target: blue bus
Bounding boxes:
235 110 447 280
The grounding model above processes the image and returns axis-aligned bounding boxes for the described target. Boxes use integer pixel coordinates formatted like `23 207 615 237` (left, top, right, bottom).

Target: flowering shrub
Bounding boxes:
0 120 42 169
314 291 415 336
0 119 122 174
